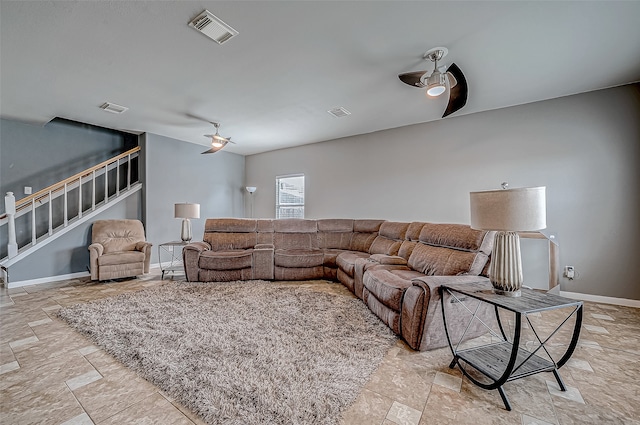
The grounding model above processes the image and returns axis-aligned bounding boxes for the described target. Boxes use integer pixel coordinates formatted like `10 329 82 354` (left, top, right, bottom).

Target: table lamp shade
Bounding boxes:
469 186 546 297
175 203 200 219
470 187 546 232
174 203 200 242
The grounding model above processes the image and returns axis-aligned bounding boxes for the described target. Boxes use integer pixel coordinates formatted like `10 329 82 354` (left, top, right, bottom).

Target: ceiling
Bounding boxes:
1 1 639 156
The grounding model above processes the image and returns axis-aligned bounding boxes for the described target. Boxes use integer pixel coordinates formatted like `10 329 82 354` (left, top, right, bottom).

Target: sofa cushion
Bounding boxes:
318 232 352 250
97 251 145 266
317 219 353 232
419 223 491 253
199 250 253 270
353 219 384 233
407 243 486 276
92 219 146 254
275 266 324 280
204 232 258 251
349 233 377 252
205 218 257 233
275 249 324 268
273 219 317 233
336 251 370 276
369 221 409 255
363 269 413 311
322 249 347 268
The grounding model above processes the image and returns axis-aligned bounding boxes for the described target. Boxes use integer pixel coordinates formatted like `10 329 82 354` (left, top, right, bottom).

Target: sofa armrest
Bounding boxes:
402 276 492 350
182 242 211 282
253 244 274 280
88 243 104 280
369 254 407 266
255 244 275 250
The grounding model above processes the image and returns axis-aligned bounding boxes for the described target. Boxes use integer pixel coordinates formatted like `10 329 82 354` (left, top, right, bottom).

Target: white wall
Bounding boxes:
142 133 245 264
246 84 640 300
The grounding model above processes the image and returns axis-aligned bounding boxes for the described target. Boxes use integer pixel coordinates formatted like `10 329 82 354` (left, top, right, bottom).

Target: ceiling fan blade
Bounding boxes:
201 140 229 154
443 63 468 118
398 70 428 88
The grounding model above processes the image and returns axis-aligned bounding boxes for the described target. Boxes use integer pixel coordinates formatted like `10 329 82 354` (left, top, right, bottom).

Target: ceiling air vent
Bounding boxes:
188 10 238 45
327 107 351 118
100 102 128 114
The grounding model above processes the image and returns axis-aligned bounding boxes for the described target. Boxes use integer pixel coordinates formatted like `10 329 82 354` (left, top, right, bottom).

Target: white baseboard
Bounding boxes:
6 271 91 289
560 291 640 308
5 264 172 289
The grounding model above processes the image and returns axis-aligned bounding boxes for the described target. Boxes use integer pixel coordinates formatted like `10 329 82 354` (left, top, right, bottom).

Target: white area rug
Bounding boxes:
58 281 397 424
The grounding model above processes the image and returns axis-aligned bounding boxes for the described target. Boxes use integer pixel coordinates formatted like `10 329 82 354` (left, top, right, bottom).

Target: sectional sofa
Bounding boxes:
183 218 496 351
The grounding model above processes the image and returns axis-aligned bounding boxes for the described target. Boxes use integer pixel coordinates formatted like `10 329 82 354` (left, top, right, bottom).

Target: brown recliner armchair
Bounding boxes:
88 219 152 281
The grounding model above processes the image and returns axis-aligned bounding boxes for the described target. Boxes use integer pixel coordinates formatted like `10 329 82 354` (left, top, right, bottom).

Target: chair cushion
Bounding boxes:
97 251 145 266
92 219 146 254
275 249 324 268
199 250 253 270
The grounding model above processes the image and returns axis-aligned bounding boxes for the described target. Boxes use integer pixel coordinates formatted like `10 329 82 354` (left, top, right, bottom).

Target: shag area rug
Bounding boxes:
58 281 397 424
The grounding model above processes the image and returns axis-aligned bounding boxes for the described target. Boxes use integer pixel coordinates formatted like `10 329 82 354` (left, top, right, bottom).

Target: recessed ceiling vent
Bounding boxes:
100 102 128 114
189 10 238 45
327 107 351 118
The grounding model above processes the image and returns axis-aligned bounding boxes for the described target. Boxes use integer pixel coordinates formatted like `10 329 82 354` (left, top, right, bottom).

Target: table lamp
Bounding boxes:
174 203 200 242
470 186 546 297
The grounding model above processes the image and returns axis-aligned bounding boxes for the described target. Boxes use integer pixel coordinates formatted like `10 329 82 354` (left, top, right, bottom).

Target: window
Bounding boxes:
276 174 304 218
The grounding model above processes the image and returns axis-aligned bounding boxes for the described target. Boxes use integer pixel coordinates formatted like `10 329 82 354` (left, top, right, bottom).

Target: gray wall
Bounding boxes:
246 84 640 300
0 118 137 213
7 192 141 282
142 133 245 264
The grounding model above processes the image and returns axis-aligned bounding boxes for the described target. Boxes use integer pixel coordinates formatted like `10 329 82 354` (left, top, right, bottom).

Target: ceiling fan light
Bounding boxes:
427 85 446 97
426 71 447 97
211 133 228 147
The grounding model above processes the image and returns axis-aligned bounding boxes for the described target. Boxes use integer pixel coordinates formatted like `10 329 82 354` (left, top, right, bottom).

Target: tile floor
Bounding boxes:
1 273 639 424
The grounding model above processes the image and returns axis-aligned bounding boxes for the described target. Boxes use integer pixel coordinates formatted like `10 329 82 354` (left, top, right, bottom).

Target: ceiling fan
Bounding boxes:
201 122 236 154
398 47 468 118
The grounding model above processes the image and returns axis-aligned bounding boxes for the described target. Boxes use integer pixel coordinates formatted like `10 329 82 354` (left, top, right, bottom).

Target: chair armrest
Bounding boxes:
88 243 104 256
88 243 104 280
182 242 210 282
134 241 153 273
135 241 152 252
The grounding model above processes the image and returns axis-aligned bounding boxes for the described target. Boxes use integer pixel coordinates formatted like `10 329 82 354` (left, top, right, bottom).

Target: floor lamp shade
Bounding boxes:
470 187 546 296
174 203 200 242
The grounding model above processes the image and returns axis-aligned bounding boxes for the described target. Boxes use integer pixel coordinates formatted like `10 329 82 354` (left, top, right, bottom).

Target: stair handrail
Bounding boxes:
1 146 141 219
2 146 141 260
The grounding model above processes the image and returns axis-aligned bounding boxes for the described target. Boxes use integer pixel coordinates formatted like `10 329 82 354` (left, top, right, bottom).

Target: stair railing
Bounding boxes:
1 146 141 261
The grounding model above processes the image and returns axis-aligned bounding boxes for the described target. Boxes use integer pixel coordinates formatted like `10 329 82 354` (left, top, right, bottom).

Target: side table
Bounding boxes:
158 241 188 279
440 285 583 411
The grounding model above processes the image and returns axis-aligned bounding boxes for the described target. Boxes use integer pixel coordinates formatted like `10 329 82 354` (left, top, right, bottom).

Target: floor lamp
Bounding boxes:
246 186 256 218
174 203 200 242
470 186 546 297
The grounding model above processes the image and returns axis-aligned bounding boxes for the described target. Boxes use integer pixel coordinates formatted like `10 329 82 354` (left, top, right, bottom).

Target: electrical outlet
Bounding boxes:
24 186 32 195
564 266 575 279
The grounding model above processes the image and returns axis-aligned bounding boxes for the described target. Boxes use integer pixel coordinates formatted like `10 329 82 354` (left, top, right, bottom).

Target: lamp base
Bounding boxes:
181 218 192 242
489 231 523 297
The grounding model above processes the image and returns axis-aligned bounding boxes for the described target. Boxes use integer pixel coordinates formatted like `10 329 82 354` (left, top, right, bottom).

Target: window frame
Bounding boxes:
275 173 305 219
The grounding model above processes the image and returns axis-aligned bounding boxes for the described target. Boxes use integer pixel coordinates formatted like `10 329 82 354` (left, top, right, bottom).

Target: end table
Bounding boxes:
440 285 583 411
158 241 188 279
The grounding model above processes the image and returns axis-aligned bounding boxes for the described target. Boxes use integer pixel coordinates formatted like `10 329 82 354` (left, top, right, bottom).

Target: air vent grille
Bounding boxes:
100 102 128 114
327 107 351 118
189 10 238 45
